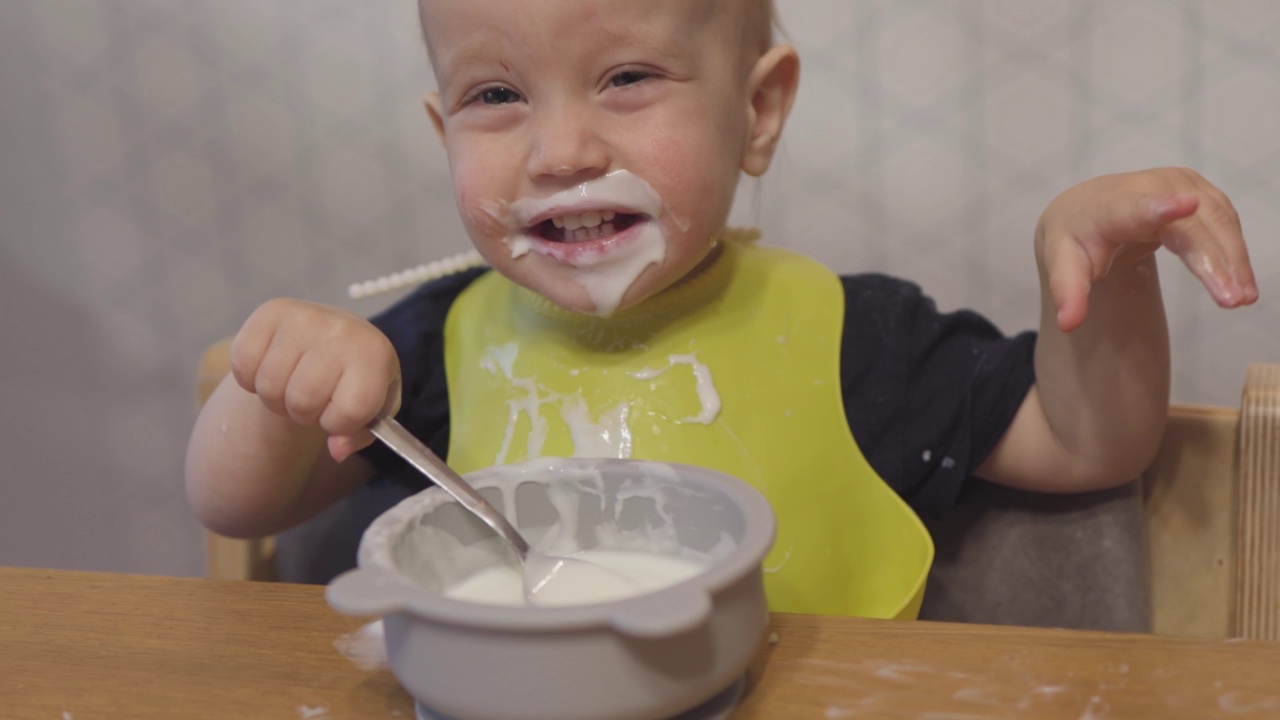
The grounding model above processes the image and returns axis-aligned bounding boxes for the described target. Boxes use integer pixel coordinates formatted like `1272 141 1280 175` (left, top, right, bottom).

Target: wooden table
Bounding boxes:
5 567 1280 719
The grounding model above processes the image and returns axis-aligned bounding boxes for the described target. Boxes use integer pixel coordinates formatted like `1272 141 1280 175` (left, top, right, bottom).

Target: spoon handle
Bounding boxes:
368 416 530 561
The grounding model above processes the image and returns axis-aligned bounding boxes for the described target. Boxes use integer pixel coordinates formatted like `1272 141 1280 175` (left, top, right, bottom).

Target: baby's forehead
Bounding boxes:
420 0 696 60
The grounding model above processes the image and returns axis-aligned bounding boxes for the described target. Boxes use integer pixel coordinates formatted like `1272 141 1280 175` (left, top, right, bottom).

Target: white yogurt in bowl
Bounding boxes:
326 458 776 720
448 550 708 607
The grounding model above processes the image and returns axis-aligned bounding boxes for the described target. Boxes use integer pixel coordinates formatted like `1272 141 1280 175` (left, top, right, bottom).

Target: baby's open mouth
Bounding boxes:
531 211 646 243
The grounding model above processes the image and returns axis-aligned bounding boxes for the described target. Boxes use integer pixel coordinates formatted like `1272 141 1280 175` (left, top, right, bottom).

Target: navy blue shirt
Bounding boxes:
360 269 1036 521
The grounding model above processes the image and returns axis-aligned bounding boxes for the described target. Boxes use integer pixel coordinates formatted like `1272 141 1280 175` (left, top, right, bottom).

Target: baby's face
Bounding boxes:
421 0 766 315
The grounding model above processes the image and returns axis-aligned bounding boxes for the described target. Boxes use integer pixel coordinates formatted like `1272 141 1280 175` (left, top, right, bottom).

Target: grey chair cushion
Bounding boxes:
919 479 1152 633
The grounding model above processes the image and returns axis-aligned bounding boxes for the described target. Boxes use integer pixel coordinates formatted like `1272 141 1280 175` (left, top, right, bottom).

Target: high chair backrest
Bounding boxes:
195 338 1280 639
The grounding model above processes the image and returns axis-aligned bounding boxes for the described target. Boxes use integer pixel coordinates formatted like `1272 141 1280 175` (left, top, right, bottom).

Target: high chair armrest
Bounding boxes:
198 339 233 407
1143 362 1280 639
1236 363 1280 640
207 533 278 582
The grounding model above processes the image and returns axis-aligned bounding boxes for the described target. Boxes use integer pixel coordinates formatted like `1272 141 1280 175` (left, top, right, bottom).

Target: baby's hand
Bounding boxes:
1036 167 1258 332
230 299 401 462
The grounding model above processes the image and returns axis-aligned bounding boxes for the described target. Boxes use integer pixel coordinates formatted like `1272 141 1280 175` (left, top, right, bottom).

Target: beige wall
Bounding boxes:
2 1 1277 576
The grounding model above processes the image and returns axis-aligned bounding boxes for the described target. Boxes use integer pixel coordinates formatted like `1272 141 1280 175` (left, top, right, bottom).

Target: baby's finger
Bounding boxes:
1160 215 1253 307
1089 191 1199 244
1187 176 1259 305
383 375 403 418
251 335 303 418
327 432 375 464
1043 234 1096 333
319 367 394 437
1188 174 1243 236
283 353 342 427
229 319 276 394
323 371 385 460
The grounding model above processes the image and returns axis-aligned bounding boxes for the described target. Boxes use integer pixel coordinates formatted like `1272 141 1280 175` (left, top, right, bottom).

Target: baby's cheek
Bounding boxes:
654 126 737 194
642 137 696 188
653 150 736 232
451 185 500 239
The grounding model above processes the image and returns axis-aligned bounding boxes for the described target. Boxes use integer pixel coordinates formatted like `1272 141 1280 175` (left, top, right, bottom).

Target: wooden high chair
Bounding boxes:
195 339 1280 640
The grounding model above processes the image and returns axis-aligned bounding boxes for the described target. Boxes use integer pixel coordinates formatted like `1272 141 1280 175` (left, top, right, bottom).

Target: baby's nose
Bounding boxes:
527 107 610 181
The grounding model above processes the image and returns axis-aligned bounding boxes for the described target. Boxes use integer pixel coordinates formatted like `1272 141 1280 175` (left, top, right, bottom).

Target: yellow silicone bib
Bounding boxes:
443 231 933 618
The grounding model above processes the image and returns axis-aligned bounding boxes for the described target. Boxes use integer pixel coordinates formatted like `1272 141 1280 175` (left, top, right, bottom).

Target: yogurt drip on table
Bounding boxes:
447 550 706 607
485 170 677 315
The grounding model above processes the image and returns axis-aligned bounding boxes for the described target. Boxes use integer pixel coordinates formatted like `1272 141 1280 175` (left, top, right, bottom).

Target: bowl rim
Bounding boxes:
351 457 777 632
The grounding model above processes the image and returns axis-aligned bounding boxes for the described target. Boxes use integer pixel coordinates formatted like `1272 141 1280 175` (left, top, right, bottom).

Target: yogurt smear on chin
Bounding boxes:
484 170 672 316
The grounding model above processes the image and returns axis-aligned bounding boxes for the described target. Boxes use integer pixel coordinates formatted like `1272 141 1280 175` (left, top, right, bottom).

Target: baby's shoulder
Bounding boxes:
837 272 929 324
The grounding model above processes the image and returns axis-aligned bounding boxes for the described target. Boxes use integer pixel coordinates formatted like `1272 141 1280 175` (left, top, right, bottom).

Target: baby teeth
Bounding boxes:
552 210 615 232
565 222 616 243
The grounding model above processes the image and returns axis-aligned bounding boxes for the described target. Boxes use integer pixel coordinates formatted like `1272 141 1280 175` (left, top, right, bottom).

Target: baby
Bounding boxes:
186 0 1257 617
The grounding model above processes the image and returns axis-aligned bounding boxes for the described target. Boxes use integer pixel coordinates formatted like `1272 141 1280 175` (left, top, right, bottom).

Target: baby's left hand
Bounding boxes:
1036 167 1259 332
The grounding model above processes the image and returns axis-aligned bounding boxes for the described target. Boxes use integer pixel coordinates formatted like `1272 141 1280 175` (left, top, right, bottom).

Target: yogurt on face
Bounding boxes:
444 550 706 607
485 170 676 316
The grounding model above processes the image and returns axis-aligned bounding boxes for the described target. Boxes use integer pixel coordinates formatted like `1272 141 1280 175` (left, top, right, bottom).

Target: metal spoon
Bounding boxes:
367 416 644 604
368 416 531 563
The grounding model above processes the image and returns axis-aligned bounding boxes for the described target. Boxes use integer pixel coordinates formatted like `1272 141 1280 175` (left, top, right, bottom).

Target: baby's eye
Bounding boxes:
475 86 522 105
608 70 651 88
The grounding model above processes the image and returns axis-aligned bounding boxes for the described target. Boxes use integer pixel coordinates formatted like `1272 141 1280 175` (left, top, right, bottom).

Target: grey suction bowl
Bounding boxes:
327 458 776 720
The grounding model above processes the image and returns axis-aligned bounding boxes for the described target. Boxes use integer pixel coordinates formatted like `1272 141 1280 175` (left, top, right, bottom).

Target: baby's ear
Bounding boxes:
424 92 446 144
741 45 800 177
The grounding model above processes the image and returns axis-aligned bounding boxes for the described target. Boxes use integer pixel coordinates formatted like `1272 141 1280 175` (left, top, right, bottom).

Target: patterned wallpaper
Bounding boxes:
1 1 1276 575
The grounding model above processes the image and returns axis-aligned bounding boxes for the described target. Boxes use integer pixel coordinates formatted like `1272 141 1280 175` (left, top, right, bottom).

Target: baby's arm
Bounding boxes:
977 168 1258 492
185 299 401 538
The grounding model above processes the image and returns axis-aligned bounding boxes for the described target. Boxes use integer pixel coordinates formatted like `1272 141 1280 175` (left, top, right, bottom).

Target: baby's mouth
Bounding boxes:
530 211 646 243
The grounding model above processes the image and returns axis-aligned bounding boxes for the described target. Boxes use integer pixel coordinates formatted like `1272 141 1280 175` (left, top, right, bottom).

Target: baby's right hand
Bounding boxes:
230 298 400 462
